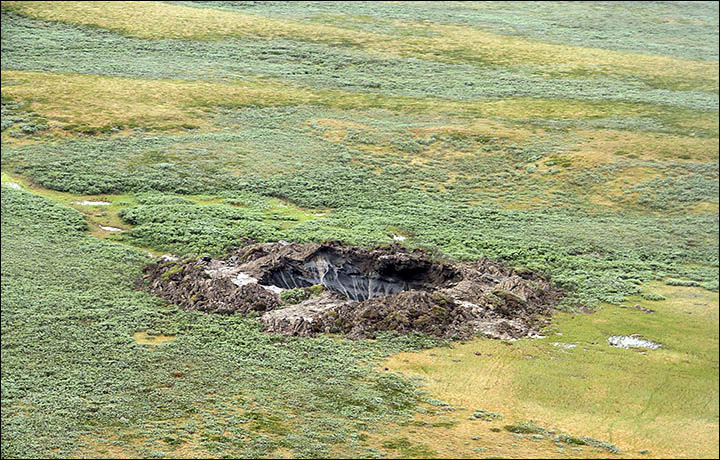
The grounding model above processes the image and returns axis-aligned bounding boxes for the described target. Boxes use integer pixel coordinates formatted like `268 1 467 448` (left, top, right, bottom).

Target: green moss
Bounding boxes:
641 292 666 301
503 420 546 434
161 263 183 281
553 434 619 454
308 284 324 296
381 437 437 458
280 288 311 305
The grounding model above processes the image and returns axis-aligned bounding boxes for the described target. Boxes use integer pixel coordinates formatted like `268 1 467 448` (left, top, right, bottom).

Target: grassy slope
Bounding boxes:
1 1 718 458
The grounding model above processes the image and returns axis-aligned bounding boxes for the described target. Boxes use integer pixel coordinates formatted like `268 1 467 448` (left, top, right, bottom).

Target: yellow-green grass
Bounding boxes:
566 129 719 163
3 70 716 143
132 331 176 346
385 282 719 459
0 70 321 136
73 406 294 459
3 1 717 91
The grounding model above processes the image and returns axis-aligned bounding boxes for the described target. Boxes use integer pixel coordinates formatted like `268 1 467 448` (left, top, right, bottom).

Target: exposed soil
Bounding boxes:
140 241 561 340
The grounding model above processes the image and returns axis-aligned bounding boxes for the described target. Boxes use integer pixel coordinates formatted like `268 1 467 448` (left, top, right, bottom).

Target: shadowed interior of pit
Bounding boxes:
259 247 460 301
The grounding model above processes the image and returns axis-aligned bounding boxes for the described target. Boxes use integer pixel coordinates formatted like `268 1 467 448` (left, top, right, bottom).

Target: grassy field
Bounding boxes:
385 283 719 458
1 2 718 458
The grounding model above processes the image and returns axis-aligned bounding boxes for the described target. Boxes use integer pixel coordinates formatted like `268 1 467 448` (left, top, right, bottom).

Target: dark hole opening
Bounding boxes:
259 249 460 301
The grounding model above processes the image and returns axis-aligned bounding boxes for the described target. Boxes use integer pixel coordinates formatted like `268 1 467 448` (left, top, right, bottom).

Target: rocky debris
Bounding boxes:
631 304 655 314
141 258 280 314
140 241 561 340
262 294 344 336
324 290 478 339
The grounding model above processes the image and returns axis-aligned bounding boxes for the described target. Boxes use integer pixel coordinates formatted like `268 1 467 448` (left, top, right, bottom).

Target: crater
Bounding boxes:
258 246 460 302
140 241 561 340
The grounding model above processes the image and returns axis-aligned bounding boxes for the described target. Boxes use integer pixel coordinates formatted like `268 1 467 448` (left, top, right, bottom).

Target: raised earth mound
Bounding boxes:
140 241 561 340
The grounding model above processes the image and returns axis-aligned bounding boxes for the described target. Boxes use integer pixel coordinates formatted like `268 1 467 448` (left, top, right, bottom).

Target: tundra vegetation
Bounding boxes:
1 1 718 459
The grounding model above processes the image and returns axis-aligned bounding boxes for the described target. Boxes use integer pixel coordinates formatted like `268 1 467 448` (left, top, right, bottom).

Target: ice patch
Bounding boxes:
76 200 110 205
99 225 122 232
528 332 547 339
608 335 660 349
261 284 284 295
551 342 576 349
4 182 21 189
232 272 259 287
233 271 283 294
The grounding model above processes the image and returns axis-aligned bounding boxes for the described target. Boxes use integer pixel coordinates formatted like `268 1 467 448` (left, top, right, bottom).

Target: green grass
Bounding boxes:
2 106 716 308
176 1 718 63
3 1 717 91
1 186 451 459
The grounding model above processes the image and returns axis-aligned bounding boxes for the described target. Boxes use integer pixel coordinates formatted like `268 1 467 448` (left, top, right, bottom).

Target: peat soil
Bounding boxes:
141 241 561 340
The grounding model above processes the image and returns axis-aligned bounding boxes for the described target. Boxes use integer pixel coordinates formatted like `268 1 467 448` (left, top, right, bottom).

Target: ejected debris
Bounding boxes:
140 241 561 340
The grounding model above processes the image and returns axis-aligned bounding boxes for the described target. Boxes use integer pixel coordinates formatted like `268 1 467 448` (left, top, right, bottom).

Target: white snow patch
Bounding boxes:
76 200 110 205
232 271 284 295
608 335 660 349
232 272 259 287
261 284 284 295
99 225 122 232
551 342 576 349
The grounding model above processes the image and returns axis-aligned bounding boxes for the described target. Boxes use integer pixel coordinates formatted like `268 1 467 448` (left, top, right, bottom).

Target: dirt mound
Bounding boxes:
140 241 561 340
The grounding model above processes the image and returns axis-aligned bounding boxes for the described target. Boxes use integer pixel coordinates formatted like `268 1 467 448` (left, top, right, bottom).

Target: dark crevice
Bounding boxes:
259 247 460 301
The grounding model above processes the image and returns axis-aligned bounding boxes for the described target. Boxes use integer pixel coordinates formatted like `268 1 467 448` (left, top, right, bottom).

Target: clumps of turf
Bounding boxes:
144 241 560 340
503 420 619 454
664 279 700 287
641 292 666 301
381 437 437 458
503 420 546 434
469 409 503 421
280 285 323 305
553 434 620 454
